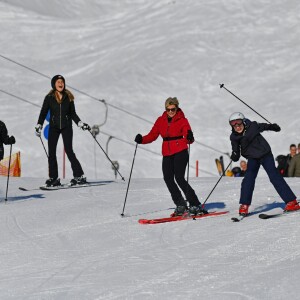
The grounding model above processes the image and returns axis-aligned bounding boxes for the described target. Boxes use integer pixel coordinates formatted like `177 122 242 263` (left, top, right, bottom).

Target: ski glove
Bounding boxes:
187 130 194 143
230 151 240 162
135 134 143 144
8 136 16 145
35 124 42 137
270 123 281 132
78 121 91 131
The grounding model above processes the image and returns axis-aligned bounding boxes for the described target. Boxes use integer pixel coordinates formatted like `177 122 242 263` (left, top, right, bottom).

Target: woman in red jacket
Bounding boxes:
135 97 205 216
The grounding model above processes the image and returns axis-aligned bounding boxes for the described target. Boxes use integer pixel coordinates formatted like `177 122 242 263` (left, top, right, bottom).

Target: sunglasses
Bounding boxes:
230 120 244 127
166 108 177 112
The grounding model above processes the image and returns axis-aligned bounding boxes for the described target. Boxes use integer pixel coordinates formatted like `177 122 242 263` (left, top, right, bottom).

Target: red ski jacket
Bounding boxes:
142 109 193 156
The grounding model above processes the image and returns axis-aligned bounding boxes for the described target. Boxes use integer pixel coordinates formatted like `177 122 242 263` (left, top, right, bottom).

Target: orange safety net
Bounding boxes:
0 151 21 177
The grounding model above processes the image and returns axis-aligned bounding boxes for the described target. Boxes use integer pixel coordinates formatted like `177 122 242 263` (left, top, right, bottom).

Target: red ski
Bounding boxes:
138 211 229 224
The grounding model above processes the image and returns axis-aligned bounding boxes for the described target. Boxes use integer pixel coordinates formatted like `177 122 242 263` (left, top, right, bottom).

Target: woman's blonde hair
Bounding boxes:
165 97 179 108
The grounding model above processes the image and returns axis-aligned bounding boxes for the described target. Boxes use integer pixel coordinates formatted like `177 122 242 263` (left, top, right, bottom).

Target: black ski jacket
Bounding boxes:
230 119 274 160
0 121 10 160
37 91 81 129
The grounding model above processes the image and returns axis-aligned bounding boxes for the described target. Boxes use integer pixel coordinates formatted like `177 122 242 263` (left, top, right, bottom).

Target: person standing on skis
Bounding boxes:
134 97 206 216
0 120 15 161
229 112 299 216
35 75 90 187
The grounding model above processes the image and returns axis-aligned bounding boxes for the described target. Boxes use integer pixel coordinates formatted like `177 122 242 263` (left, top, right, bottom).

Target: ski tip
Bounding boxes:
19 187 28 191
138 219 149 224
231 215 245 222
258 213 271 219
231 217 240 222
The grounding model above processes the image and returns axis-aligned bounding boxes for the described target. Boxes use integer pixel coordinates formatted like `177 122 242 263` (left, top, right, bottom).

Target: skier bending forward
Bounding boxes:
229 112 299 216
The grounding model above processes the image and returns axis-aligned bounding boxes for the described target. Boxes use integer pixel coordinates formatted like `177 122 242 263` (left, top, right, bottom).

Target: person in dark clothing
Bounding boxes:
35 75 90 187
276 144 297 177
232 166 242 177
0 121 16 160
229 112 299 216
134 97 206 216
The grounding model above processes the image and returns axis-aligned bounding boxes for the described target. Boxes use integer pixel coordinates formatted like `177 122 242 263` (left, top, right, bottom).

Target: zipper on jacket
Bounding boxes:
60 103 62 129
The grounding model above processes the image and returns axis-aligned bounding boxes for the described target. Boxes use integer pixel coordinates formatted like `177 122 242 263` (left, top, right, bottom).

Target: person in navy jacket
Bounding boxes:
135 97 206 216
229 112 299 216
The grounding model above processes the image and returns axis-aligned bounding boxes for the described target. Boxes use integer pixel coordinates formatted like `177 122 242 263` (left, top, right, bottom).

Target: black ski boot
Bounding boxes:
45 178 61 187
70 175 87 186
172 205 188 217
189 204 208 216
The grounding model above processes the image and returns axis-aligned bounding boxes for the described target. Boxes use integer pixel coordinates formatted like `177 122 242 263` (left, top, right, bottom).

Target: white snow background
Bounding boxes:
1 0 300 299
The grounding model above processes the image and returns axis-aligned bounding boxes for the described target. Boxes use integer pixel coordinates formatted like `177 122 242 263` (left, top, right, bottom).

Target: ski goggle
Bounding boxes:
230 119 243 127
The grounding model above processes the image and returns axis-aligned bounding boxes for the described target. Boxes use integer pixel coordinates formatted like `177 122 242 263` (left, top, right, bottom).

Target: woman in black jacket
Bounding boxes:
35 75 90 187
229 112 299 216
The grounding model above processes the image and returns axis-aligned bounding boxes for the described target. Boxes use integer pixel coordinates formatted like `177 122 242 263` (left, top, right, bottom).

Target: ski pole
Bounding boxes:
89 131 125 181
202 160 232 208
185 143 191 205
219 83 271 124
39 136 49 158
5 144 13 202
121 143 138 216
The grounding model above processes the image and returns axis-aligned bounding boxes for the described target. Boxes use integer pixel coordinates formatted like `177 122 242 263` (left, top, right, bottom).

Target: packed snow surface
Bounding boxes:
0 176 300 299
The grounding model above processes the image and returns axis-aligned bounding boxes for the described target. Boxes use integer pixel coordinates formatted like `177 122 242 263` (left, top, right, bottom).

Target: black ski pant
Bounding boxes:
48 126 84 179
240 153 296 205
162 149 200 207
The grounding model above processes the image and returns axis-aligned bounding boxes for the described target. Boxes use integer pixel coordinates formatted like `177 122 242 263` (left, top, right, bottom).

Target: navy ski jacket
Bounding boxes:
230 119 275 160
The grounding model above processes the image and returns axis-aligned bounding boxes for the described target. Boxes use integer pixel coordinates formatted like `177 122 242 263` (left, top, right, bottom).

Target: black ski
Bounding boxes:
258 210 300 219
220 156 225 174
19 180 114 192
40 181 112 191
258 213 282 219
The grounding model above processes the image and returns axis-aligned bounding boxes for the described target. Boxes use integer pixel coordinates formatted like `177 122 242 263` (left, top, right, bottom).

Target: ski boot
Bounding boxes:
284 200 300 212
239 204 250 216
70 175 87 186
172 206 188 217
189 204 208 216
45 178 61 187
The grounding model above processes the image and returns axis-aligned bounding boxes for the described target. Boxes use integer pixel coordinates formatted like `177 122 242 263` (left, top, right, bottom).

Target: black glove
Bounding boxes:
135 134 143 144
230 151 240 162
8 136 16 145
82 123 91 131
270 123 281 132
78 121 91 131
187 130 194 142
35 124 42 137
